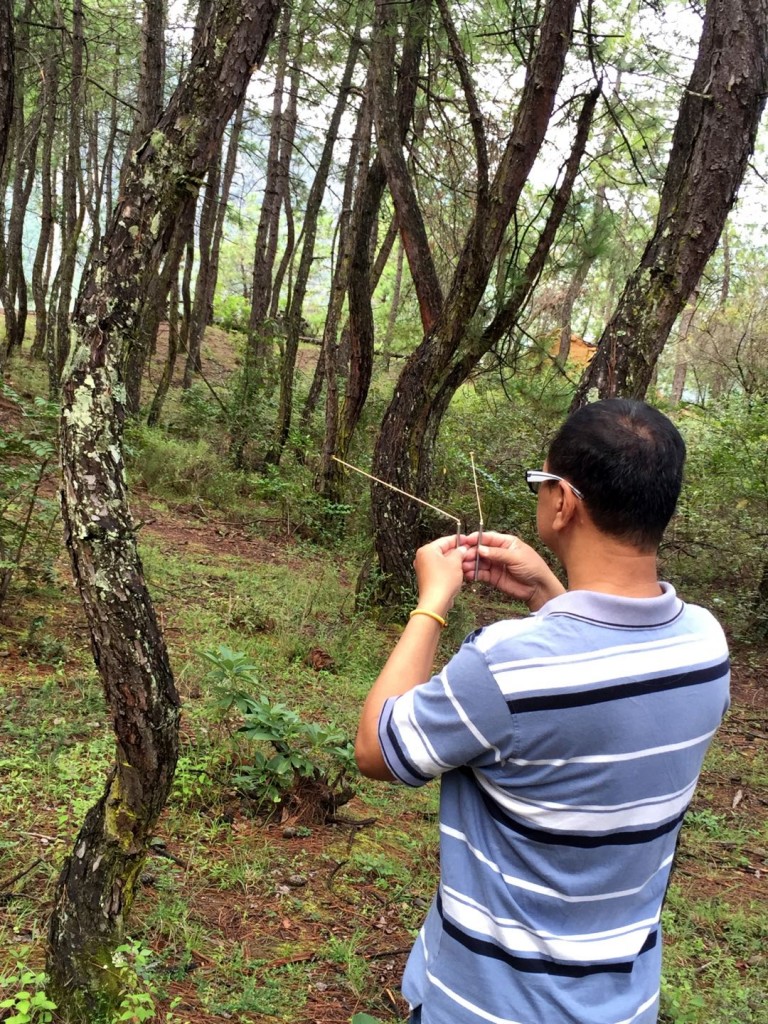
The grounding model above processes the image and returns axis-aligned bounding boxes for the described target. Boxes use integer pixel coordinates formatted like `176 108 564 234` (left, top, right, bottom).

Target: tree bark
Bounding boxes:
48 1 281 1016
369 0 581 599
572 0 768 408
0 0 12 179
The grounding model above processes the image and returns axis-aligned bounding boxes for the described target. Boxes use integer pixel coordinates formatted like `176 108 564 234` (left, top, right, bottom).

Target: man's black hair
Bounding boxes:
547 398 686 550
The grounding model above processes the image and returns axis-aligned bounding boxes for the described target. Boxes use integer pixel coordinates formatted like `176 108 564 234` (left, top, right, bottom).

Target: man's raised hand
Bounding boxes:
462 531 565 611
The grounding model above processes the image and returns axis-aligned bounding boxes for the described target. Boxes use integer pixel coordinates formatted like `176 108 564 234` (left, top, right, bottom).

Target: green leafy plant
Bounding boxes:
201 643 262 717
235 694 356 806
199 646 356 810
110 939 158 1023
0 965 57 1024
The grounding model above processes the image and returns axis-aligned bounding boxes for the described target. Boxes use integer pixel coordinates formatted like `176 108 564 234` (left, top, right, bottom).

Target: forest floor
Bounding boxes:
1 338 767 1024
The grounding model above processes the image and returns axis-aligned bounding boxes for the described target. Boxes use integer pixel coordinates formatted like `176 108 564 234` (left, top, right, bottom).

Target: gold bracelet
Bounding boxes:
409 608 447 628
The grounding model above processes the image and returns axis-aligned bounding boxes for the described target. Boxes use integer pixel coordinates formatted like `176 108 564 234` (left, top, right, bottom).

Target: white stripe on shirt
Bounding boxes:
441 884 659 962
507 726 718 766
490 632 726 696
472 771 697 832
440 824 675 902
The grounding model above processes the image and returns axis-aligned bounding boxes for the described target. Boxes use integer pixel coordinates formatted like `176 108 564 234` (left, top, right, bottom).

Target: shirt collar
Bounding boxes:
537 582 684 629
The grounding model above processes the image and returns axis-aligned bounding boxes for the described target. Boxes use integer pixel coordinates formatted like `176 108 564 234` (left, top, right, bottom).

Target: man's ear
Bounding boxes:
551 483 580 533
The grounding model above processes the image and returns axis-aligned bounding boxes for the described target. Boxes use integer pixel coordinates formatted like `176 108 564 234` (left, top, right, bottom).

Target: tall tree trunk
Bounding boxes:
0 0 12 178
369 0 582 599
300 80 370 438
181 157 221 390
244 3 292 368
382 238 405 373
122 0 170 410
572 0 768 408
48 2 281 1016
121 0 167 178
51 0 85 379
269 20 363 464
31 54 59 360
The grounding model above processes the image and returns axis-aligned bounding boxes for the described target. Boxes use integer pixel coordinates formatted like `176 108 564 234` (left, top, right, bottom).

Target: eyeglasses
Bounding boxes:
525 470 584 501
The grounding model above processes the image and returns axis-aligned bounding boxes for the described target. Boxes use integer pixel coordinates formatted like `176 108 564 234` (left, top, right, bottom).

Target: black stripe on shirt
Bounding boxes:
466 769 689 847
506 658 729 715
383 709 433 784
436 891 658 977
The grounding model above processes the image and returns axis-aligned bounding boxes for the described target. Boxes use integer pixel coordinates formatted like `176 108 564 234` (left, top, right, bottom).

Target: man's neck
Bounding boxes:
561 533 662 599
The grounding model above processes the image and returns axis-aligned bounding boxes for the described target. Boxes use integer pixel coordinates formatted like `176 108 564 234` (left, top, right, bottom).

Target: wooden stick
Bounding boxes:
469 451 484 580
332 456 462 540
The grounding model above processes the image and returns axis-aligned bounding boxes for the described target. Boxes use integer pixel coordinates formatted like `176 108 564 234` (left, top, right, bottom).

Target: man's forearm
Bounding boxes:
355 614 444 780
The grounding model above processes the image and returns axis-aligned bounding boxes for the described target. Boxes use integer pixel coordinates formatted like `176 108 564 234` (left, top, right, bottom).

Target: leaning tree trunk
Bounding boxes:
572 0 768 408
48 1 281 1017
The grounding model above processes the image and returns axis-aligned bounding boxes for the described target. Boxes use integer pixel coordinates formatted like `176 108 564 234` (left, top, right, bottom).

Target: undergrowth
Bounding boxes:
1 351 766 1023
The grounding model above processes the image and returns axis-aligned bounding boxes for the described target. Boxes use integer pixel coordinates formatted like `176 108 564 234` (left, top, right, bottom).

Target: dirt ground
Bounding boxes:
1 337 766 1023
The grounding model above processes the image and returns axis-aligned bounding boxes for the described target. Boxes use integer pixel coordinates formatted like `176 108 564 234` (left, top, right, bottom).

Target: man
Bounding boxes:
355 399 730 1024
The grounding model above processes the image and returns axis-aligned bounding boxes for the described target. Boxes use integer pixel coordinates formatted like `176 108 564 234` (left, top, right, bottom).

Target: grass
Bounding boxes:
1 350 767 1023
2 513 766 1022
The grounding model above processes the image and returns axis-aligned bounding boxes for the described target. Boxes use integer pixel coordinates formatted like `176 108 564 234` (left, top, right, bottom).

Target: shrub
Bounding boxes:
126 426 248 508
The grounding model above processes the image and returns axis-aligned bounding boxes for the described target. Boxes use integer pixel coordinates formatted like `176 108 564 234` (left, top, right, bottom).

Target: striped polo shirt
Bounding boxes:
378 584 730 1024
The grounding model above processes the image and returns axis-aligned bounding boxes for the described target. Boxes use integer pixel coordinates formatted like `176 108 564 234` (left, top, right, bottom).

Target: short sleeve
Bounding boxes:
377 639 515 787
